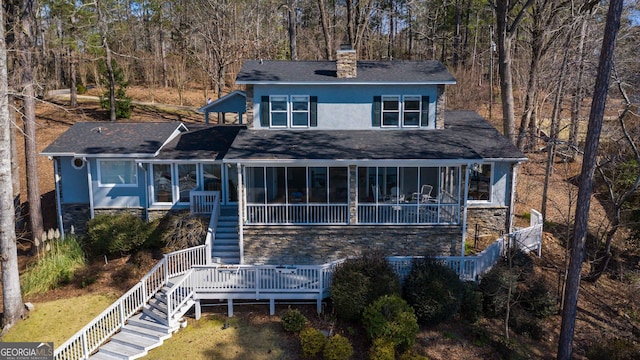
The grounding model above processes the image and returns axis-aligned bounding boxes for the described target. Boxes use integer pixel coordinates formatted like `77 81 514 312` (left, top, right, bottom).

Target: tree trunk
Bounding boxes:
0 0 25 331
568 16 588 154
18 0 44 253
495 0 516 143
96 0 116 121
9 95 21 230
557 0 624 357
70 51 77 108
288 0 298 60
317 0 333 60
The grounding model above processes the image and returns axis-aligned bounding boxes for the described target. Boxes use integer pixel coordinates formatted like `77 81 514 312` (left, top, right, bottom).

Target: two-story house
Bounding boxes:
42 49 526 265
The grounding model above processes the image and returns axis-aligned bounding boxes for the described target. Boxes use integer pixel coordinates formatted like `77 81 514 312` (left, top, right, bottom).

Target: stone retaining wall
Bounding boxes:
242 225 462 265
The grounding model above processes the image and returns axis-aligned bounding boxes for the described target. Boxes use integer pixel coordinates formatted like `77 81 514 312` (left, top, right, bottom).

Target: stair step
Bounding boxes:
128 313 172 333
89 351 125 360
121 324 171 342
217 220 237 226
99 341 145 359
216 227 238 233
110 332 160 351
214 238 239 245
216 233 238 240
147 298 168 313
143 305 169 325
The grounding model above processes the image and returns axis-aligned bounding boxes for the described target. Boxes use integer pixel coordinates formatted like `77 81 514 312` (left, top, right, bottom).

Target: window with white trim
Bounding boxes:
382 96 400 127
374 95 429 128
468 164 492 202
98 160 137 186
291 95 310 127
270 95 288 127
261 95 318 128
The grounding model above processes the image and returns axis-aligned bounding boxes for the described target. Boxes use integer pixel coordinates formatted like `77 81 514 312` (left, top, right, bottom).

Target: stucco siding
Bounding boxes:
252 84 438 130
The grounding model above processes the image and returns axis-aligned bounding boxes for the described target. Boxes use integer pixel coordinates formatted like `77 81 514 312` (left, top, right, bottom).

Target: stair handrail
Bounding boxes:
55 246 208 360
204 192 220 265
166 269 197 326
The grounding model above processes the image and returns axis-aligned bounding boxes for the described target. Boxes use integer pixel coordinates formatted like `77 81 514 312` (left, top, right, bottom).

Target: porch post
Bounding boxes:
52 157 65 238
237 163 244 264
348 165 357 224
460 164 471 257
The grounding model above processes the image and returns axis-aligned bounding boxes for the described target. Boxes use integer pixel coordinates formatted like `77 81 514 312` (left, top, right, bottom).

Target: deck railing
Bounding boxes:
357 203 459 224
245 204 349 224
54 240 210 359
190 190 220 215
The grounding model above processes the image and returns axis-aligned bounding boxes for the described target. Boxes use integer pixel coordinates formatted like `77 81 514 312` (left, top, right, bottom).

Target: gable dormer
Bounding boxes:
236 55 455 130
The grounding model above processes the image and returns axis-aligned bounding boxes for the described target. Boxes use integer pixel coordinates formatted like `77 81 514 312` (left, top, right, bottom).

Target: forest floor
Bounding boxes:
8 85 640 358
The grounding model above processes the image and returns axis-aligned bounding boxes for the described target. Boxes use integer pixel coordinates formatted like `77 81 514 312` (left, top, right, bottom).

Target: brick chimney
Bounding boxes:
336 45 357 79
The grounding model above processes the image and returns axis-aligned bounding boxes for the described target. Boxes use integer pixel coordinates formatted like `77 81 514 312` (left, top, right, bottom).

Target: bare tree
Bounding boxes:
557 0 625 357
492 0 534 144
96 0 117 121
0 0 25 331
16 0 44 253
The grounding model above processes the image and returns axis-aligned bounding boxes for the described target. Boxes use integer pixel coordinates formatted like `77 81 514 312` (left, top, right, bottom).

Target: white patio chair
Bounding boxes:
420 184 433 203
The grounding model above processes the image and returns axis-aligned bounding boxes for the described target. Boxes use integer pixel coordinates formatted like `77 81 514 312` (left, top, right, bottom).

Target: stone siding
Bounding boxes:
95 208 146 220
242 225 462 265
436 84 446 129
336 50 357 78
466 206 508 244
61 203 91 234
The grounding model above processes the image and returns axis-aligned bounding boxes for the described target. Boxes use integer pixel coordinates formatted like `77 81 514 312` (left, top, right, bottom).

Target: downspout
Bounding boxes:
52 157 65 238
460 164 471 257
237 163 244 264
85 157 95 219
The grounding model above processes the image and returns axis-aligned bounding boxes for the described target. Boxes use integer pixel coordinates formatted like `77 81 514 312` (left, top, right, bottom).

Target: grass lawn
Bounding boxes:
145 314 292 360
1 294 117 346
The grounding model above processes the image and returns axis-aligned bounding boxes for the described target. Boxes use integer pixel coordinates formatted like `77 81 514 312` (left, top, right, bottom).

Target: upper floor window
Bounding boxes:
98 160 137 187
261 95 317 128
373 95 429 128
468 163 492 202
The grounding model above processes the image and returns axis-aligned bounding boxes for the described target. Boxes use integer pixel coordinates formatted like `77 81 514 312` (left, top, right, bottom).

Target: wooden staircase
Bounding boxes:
211 206 240 264
89 276 194 359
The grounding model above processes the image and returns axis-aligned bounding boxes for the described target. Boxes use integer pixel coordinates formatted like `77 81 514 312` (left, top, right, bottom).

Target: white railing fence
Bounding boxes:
55 233 212 360
190 190 220 215
357 203 459 224
246 204 349 224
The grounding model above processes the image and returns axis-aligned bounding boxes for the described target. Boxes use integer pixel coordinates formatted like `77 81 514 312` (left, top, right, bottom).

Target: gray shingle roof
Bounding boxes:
41 122 184 157
236 60 456 84
224 111 525 162
156 125 245 160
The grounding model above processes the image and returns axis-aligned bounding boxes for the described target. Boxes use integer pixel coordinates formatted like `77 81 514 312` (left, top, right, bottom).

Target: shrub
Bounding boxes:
363 295 419 352
299 327 326 358
323 334 354 360
508 309 544 340
520 277 557 318
586 338 640 360
330 254 401 322
478 265 517 318
369 338 395 360
151 212 207 252
85 213 153 257
460 282 484 323
281 308 308 333
403 259 465 325
21 237 86 296
76 84 87 94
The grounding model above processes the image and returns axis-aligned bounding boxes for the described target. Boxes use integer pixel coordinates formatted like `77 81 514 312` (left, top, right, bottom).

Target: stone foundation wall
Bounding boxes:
466 206 508 244
242 225 462 265
61 203 91 235
94 208 146 221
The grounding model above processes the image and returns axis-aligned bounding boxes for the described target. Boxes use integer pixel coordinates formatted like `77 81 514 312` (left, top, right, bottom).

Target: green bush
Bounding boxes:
330 254 401 322
21 237 86 296
508 309 544 340
85 213 153 257
299 327 326 358
369 338 395 360
363 295 419 352
478 265 518 318
460 282 484 323
586 338 640 360
281 308 308 333
323 334 354 360
403 259 465 325
76 84 87 94
520 277 557 318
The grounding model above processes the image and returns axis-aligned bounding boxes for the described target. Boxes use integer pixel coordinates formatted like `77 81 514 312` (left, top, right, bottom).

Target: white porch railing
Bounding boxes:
357 203 460 224
245 204 349 224
190 190 220 215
